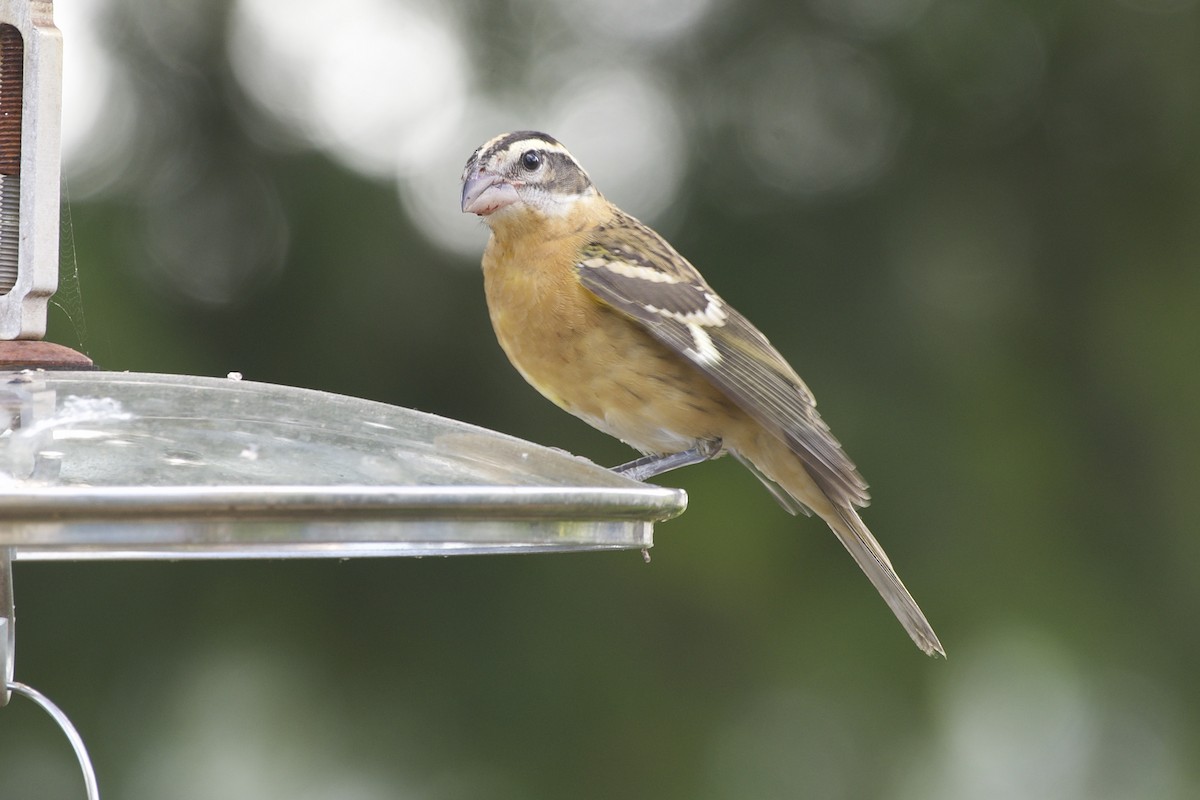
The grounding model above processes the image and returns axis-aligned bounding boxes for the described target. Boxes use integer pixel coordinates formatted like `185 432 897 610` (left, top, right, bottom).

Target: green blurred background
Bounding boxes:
3 0 1199 797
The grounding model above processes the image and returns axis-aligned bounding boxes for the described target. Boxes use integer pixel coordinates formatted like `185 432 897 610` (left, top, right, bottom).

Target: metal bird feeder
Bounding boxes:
0 4 687 796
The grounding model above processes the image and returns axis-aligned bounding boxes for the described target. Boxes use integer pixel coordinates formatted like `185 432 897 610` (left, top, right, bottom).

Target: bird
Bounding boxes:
460 131 943 657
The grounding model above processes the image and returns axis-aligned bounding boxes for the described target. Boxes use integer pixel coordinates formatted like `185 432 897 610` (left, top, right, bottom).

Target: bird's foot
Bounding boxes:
613 438 723 482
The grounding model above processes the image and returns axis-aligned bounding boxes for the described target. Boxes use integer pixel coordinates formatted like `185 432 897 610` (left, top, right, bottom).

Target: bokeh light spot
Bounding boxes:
229 0 469 179
898 630 1189 800
545 70 686 221
58 0 137 197
140 163 289 307
728 33 903 196
552 0 718 42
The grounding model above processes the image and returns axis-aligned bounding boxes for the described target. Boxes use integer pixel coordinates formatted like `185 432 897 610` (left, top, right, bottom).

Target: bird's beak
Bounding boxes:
461 169 520 216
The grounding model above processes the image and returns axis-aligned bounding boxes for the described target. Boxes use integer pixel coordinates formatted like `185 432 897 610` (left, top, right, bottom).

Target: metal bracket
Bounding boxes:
0 0 63 340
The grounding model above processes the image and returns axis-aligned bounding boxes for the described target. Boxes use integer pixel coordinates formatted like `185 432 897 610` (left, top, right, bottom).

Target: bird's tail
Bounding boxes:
824 503 944 657
734 428 945 657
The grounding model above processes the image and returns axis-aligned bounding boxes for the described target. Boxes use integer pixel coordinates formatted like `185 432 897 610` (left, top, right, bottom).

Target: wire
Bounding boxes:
5 681 100 800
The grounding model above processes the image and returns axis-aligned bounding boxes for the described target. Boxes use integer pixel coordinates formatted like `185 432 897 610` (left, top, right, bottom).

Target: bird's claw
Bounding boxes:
613 438 723 482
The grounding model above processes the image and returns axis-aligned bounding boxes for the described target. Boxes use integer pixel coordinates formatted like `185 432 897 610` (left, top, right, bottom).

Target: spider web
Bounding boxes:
49 179 92 356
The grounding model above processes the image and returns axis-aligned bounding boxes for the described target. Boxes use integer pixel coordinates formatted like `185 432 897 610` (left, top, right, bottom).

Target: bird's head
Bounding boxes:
460 131 597 223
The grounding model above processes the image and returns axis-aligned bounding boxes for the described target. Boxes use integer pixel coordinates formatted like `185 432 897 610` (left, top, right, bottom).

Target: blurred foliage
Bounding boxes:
3 0 1200 797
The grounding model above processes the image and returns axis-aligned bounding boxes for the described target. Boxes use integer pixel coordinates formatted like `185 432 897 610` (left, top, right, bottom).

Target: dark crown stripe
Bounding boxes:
465 130 563 175
482 131 560 164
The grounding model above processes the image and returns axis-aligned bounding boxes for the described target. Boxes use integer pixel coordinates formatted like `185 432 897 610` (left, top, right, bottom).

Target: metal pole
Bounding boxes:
1 546 12 707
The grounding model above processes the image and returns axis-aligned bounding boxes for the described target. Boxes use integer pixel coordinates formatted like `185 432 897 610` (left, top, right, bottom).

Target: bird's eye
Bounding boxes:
520 150 542 171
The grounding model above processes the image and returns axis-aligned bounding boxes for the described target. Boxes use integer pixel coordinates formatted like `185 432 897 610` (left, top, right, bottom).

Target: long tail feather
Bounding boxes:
734 429 944 657
825 505 944 657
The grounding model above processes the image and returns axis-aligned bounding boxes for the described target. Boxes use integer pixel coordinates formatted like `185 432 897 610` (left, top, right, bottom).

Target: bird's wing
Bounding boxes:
576 213 869 508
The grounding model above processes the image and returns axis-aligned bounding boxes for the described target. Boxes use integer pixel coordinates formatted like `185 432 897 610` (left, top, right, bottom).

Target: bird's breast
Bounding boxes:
480 228 743 455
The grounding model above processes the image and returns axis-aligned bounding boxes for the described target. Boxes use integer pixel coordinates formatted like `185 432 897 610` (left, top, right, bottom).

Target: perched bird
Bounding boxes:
461 131 943 657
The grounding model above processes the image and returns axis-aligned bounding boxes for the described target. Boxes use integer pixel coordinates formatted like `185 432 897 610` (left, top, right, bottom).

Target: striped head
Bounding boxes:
460 131 597 221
